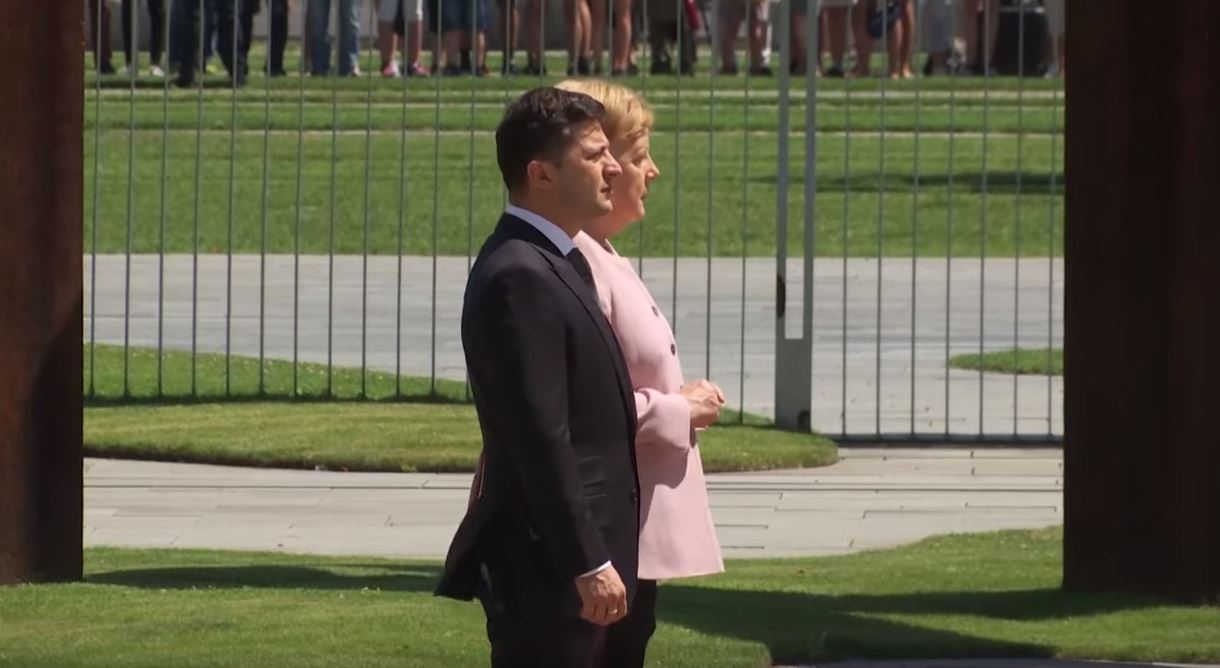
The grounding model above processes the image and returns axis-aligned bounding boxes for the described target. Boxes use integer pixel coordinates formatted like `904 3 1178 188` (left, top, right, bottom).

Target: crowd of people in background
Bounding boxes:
85 0 1065 86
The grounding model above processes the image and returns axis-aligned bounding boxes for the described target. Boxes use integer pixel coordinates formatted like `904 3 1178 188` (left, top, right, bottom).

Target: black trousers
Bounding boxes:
267 0 289 73
479 578 657 668
603 579 658 668
176 0 249 82
121 0 167 65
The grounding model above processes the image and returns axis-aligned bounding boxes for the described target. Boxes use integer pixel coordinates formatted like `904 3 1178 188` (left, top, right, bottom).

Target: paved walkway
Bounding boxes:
85 447 1063 559
85 255 1064 435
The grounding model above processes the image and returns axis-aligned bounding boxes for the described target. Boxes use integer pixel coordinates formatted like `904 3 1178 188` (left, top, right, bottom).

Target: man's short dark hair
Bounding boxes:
496 87 606 193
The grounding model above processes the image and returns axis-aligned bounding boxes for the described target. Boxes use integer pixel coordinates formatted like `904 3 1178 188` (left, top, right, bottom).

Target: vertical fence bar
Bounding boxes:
839 9 851 436
737 14 750 424
431 0 443 395
909 0 923 436
977 0 992 437
89 0 102 399
397 15 412 399
362 6 376 399
636 0 646 278
124 0 137 398
328 3 340 397
159 2 172 397
607 0 614 74
944 0 956 438
225 0 239 396
467 0 478 403
873 6 889 437
1012 0 1025 435
803 0 819 427
538 0 546 80
670 0 681 329
704 0 716 381
294 2 308 396
260 5 273 396
1047 66 1061 437
192 0 205 396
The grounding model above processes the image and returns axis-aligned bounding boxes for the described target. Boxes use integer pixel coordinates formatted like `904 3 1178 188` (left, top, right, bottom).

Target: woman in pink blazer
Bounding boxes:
557 79 725 667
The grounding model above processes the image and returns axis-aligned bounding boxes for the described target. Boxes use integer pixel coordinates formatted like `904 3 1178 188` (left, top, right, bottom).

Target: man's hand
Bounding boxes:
574 565 627 626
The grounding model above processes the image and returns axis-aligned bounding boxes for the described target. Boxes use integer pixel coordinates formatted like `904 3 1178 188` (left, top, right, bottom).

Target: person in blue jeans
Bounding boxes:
308 0 362 75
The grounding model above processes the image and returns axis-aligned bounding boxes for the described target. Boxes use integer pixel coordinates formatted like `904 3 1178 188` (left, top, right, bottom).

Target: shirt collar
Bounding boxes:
505 205 576 256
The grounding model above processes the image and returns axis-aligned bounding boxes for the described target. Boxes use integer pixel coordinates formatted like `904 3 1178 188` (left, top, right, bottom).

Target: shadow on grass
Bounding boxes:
657 584 1142 662
88 563 443 594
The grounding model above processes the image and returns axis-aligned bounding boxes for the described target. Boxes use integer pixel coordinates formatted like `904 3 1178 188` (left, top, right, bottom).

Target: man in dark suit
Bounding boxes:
435 87 640 667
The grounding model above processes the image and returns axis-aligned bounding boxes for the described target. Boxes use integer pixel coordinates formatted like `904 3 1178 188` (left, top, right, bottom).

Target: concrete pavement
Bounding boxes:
84 254 1064 436
85 447 1063 559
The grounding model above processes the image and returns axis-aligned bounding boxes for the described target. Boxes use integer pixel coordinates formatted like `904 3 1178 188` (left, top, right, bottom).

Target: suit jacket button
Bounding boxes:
630 489 639 504
670 343 676 355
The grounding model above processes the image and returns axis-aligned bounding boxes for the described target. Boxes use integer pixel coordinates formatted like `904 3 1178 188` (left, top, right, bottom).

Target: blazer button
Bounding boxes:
670 343 677 355
630 489 639 504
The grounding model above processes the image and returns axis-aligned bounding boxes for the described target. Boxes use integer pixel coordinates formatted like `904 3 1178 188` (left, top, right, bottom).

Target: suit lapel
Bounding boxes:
497 215 638 435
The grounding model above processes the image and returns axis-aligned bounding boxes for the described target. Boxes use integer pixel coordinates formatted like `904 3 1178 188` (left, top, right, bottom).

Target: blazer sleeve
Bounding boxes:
634 388 695 452
471 263 611 579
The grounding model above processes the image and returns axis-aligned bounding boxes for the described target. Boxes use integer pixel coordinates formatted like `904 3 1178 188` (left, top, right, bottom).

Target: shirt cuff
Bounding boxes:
578 561 612 578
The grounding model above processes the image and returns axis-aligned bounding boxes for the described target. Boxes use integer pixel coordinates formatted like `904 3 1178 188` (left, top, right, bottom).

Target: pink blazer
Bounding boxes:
574 232 725 580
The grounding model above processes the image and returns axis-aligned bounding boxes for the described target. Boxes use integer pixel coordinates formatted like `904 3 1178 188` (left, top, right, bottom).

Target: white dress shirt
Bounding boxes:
505 205 576 256
502 205 611 580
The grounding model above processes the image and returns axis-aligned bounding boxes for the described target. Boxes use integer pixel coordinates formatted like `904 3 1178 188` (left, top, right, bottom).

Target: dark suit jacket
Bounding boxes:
435 214 641 620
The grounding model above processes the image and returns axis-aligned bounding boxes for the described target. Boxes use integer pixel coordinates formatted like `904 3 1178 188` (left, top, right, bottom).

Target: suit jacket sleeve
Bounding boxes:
474 263 612 579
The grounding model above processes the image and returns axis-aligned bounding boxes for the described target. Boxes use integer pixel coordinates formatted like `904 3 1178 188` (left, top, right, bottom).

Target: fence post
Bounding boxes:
1063 0 1220 601
0 0 84 585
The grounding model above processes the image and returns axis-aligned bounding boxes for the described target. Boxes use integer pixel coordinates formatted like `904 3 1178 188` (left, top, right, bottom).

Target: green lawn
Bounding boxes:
84 45 1063 258
85 129 1062 258
84 345 838 473
2 529 1217 667
951 348 1063 375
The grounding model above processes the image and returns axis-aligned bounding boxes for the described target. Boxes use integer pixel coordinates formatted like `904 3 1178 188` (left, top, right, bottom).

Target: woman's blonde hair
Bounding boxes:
554 79 654 143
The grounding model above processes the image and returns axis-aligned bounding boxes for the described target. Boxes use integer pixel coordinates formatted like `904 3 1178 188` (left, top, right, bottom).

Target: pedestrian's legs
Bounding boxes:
175 0 202 83
269 0 289 74
338 0 362 74
308 0 332 74
90 0 115 72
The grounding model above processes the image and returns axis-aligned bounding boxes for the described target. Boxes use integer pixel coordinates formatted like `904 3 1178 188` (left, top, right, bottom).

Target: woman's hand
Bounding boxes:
681 379 726 429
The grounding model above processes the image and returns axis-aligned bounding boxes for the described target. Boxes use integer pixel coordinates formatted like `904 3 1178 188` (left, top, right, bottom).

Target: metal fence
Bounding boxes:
83 0 1064 442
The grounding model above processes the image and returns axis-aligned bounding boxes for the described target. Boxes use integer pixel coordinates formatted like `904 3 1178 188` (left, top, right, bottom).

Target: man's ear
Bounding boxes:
526 159 553 191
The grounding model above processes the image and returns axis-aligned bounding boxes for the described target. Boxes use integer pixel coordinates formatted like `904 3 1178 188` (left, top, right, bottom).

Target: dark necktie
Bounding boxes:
566 248 597 291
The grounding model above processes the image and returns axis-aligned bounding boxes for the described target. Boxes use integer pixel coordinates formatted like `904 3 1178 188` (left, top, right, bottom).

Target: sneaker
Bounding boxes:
149 64 165 77
381 61 401 78
405 62 429 77
123 63 138 77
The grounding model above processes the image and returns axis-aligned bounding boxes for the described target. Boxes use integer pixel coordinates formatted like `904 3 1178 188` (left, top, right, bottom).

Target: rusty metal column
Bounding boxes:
1064 0 1220 601
0 0 84 585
